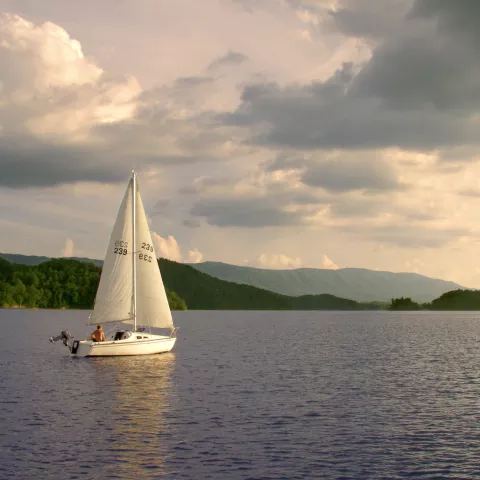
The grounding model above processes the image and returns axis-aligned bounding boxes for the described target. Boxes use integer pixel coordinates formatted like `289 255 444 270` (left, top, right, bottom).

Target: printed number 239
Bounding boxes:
141 242 154 252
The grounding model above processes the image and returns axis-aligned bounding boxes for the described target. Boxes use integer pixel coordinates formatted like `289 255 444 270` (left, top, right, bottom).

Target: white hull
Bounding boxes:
70 332 176 357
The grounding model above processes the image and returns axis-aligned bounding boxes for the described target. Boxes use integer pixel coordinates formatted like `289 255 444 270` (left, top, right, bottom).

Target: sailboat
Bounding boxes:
51 171 177 357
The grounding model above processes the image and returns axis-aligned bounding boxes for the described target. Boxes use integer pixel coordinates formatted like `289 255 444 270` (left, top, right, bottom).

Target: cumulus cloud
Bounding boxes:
322 254 339 269
0 13 242 188
0 13 141 186
252 252 338 270
0 13 140 139
0 13 102 92
181 149 476 248
151 233 204 263
185 150 405 229
152 234 182 262
62 238 74 257
187 248 204 263
404 256 424 274
256 253 303 269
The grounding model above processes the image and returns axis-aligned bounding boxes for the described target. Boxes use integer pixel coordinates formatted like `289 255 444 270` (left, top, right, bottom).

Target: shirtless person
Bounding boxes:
91 324 106 342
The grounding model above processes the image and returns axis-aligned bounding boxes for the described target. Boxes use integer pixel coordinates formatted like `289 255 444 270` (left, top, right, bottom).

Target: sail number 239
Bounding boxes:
139 242 153 262
114 240 128 255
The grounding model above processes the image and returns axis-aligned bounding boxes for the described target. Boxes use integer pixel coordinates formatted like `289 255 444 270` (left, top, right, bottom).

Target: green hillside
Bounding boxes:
159 259 383 310
158 258 292 309
0 256 374 311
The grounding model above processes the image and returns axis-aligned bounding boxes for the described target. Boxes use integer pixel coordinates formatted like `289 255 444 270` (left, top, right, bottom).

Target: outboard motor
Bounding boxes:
49 330 73 346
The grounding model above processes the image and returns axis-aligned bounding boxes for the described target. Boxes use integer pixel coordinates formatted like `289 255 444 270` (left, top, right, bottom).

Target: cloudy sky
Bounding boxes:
0 0 479 286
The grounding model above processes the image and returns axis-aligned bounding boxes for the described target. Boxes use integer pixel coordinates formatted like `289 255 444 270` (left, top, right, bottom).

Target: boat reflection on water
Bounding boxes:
89 353 176 477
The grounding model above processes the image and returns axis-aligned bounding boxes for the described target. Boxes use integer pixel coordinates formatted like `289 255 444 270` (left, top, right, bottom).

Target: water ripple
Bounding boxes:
2 310 480 478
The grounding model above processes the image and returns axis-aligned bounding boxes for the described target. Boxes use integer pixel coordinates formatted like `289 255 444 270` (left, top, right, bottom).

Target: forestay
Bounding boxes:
89 179 134 325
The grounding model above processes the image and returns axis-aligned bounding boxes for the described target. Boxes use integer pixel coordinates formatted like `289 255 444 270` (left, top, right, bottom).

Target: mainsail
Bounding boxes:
89 174 173 330
89 179 134 325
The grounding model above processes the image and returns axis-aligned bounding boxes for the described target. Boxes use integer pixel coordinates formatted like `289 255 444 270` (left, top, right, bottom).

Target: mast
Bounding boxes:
132 170 137 332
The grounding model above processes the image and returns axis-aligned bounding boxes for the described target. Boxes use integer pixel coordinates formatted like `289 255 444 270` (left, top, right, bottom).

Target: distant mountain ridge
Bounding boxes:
188 261 464 303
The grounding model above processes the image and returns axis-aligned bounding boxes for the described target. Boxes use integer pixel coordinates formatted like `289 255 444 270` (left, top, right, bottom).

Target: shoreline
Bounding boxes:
1 306 479 312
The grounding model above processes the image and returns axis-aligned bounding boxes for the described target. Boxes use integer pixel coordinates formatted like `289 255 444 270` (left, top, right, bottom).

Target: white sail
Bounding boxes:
134 183 174 329
89 180 134 325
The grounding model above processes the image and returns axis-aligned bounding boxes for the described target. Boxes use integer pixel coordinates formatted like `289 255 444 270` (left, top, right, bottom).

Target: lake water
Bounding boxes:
1 310 480 479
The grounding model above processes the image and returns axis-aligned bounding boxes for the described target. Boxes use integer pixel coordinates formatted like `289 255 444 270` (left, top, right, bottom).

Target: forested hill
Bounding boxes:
0 257 186 310
158 258 380 310
0 256 379 310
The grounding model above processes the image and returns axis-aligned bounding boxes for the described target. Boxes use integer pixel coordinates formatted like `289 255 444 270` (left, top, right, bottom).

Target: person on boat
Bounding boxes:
91 324 106 342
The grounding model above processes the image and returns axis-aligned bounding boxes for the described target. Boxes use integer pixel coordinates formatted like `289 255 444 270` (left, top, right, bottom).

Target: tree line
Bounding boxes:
389 290 480 310
0 257 187 310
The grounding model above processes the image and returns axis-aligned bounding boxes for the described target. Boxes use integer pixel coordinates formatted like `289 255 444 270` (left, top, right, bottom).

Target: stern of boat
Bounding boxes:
69 339 94 357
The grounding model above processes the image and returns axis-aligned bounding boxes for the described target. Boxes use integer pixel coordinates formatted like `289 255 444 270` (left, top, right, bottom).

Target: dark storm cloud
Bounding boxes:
353 30 480 111
409 0 480 38
328 0 412 40
223 68 475 151
190 197 305 227
266 152 403 193
0 139 128 188
0 129 204 189
301 158 400 192
222 1 480 153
